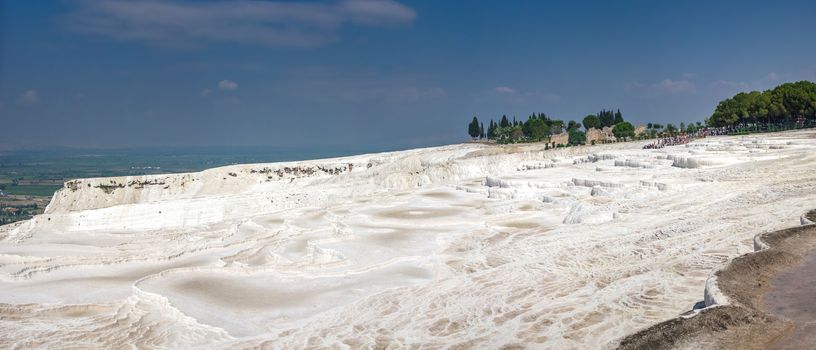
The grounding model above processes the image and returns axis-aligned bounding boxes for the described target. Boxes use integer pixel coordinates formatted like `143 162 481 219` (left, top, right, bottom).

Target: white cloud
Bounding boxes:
709 71 788 94
625 78 696 94
64 0 416 48
493 86 516 94
658 79 696 93
200 88 212 96
218 80 239 90
20 90 40 105
623 82 646 91
389 87 446 101
340 0 416 25
490 86 559 104
711 80 750 89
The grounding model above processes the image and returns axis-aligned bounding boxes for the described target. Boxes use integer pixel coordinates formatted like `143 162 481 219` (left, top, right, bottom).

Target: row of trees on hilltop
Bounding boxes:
483 113 559 143
643 122 704 138
468 109 637 144
466 81 816 146
708 81 816 127
582 109 623 129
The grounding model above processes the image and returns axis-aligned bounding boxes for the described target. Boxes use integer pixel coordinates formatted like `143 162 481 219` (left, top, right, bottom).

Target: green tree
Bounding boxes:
781 84 813 122
665 124 677 135
599 110 615 127
568 128 586 145
468 117 480 138
528 118 550 141
686 123 697 134
493 126 524 143
550 120 565 134
613 122 635 141
511 126 523 139
500 115 510 128
521 117 534 138
494 127 511 142
708 81 816 128
614 109 624 124
582 114 600 131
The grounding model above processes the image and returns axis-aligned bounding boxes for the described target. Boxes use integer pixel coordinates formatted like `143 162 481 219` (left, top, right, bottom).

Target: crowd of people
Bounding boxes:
643 123 816 149
705 126 736 136
642 128 716 149
643 135 693 149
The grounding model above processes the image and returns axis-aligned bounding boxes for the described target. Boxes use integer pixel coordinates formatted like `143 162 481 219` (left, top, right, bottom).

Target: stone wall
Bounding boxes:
551 131 569 145
585 127 617 144
635 125 647 136
585 128 605 144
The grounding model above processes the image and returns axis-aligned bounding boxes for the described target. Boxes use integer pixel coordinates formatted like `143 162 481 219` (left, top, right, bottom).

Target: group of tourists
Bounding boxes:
642 128 717 149
642 135 693 149
705 126 736 136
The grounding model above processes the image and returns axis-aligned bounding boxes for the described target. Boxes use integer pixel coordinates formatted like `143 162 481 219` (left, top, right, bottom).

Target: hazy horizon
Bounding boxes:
2 0 815 150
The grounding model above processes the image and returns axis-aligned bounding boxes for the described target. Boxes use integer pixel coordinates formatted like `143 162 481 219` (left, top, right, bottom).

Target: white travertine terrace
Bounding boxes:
2 131 816 349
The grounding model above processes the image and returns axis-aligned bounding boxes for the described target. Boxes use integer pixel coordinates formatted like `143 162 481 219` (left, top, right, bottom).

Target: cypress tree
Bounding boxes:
468 116 480 138
599 109 615 127
614 109 623 124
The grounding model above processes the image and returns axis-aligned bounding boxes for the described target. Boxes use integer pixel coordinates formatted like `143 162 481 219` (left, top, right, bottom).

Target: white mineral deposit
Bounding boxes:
2 131 816 349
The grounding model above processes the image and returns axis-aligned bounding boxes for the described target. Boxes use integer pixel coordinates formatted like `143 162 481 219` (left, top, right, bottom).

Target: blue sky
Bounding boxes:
1 0 815 150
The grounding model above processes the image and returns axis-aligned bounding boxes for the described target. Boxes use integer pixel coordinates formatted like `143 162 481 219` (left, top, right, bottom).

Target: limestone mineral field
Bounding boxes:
2 130 816 349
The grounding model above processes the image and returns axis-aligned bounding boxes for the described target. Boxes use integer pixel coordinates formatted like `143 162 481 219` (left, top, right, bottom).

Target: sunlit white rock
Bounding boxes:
2 131 816 349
